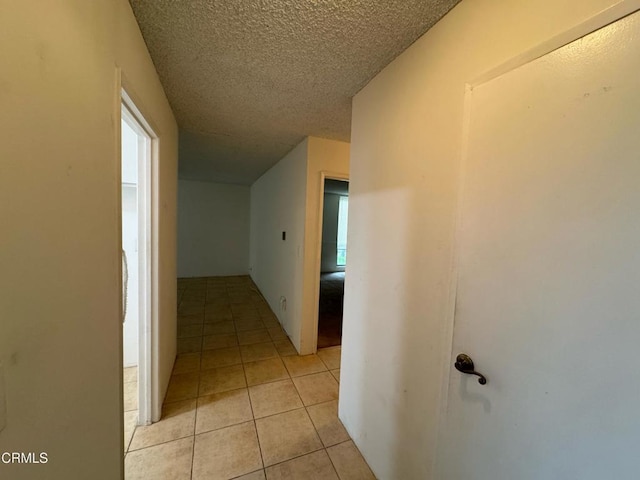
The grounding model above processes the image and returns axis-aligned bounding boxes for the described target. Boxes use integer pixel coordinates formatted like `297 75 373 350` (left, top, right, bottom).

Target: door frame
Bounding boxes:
118 81 160 426
436 0 640 459
310 171 350 352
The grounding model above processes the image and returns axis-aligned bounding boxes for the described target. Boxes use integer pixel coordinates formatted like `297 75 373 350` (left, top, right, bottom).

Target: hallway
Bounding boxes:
124 276 374 479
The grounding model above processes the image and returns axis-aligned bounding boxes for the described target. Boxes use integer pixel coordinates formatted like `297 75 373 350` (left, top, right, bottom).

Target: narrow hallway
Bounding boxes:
124 275 375 479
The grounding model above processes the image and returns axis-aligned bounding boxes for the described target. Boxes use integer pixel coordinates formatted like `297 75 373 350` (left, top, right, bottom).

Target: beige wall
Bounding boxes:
0 1 178 478
178 180 250 278
250 137 349 354
341 0 626 479
300 137 350 354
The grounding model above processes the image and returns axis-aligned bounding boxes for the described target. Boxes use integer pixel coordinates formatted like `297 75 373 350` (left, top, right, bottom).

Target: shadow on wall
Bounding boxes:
342 185 442 478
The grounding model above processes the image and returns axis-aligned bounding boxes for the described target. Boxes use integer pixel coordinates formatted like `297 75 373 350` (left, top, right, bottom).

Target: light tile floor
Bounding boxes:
124 275 375 480
124 366 138 453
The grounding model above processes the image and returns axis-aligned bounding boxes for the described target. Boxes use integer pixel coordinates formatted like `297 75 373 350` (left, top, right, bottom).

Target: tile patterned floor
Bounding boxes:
123 365 138 453
124 275 375 480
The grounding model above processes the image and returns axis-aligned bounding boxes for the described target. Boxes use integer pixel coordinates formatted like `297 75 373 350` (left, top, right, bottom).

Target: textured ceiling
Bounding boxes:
129 0 461 185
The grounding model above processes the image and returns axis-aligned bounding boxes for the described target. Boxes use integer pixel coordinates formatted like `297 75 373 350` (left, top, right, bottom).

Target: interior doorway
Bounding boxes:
317 178 349 348
121 91 155 442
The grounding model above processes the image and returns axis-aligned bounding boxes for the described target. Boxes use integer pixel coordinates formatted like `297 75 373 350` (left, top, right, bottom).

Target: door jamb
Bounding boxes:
310 171 349 353
120 86 159 426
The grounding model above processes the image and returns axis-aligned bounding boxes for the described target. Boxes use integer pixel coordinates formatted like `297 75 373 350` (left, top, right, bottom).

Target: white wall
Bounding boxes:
320 193 342 273
0 1 178 478
250 140 309 346
178 180 250 278
341 0 626 479
250 137 350 353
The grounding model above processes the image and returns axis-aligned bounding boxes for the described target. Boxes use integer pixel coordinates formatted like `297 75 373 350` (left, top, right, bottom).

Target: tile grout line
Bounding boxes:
139 277 351 478
189 283 204 480
240 351 267 473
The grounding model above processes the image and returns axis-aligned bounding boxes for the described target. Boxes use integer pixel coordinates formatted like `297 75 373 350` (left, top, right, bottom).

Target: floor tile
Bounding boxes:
238 328 272 346
261 316 281 329
199 364 246 396
204 310 233 323
165 372 199 403
235 317 265 332
236 470 266 480
306 400 349 447
265 450 338 480
282 354 327 377
274 339 298 357
192 421 263 480
255 408 323 467
201 346 242 369
204 320 236 335
230 296 253 305
203 333 238 350
129 399 196 451
267 327 288 342
123 366 138 383
196 389 253 434
326 441 376 480
178 303 204 316
231 304 256 314
249 379 303 419
244 357 289 386
206 296 230 306
169 276 364 480
124 380 138 412
177 336 202 354
172 353 201 375
124 410 138 452
317 346 341 370
178 314 204 326
178 323 204 339
240 342 279 363
293 372 339 406
125 436 193 480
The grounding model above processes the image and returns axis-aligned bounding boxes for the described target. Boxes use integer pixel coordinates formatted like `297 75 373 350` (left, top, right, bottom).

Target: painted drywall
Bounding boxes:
320 193 342 273
250 140 309 347
178 180 250 277
250 137 350 354
340 0 627 479
0 1 178 478
300 137 350 354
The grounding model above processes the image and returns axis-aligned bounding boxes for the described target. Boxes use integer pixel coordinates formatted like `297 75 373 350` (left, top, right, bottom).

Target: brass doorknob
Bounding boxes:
454 354 487 385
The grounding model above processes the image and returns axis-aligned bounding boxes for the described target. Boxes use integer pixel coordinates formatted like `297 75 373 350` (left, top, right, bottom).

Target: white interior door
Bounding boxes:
438 11 640 480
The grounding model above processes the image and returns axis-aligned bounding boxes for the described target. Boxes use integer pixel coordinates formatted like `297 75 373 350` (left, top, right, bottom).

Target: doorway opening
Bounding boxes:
316 178 349 348
121 91 155 443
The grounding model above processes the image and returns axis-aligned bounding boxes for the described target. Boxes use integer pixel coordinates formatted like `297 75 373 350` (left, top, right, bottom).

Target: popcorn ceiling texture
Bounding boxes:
129 0 461 184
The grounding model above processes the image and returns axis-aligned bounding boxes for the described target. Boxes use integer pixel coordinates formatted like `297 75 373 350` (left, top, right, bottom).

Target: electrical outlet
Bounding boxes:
0 362 6 432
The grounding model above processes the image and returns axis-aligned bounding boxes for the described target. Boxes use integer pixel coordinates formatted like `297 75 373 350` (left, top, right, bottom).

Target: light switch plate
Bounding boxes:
0 362 6 432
